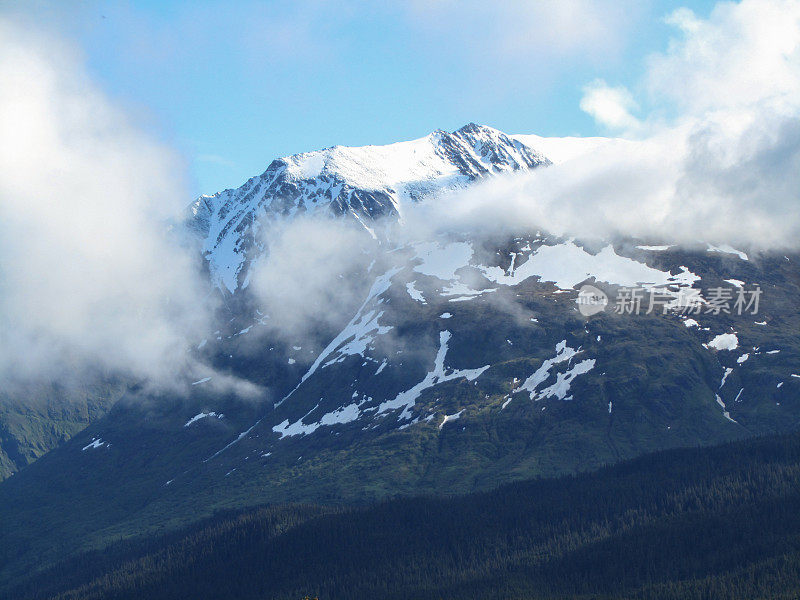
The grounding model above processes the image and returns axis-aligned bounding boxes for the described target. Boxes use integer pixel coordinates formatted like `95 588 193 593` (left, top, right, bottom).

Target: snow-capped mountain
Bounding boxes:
3 123 799 589
188 123 550 292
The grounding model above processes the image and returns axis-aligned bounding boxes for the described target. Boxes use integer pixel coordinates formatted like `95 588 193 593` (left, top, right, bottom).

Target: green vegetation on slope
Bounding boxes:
10 431 800 600
0 379 126 480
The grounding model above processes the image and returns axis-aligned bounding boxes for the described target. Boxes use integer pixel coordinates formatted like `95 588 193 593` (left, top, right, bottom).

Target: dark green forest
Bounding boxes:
9 431 800 600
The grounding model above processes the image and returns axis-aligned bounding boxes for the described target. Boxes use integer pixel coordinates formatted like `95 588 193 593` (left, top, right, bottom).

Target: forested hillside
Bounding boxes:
12 431 800 600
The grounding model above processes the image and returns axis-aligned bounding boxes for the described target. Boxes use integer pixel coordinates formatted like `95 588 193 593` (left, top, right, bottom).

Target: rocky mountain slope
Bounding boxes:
188 123 549 292
0 123 548 481
1 124 798 586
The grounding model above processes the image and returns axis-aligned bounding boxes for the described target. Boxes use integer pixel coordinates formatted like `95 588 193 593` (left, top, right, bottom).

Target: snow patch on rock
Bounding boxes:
378 330 489 420
709 333 739 351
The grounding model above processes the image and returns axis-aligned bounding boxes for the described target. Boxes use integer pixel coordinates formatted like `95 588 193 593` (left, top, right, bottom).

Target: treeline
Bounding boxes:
13 432 800 600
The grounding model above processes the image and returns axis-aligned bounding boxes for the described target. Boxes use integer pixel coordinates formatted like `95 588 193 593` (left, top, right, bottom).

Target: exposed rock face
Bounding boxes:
187 124 550 292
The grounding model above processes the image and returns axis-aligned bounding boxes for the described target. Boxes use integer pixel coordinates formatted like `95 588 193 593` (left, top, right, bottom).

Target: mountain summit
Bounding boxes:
188 124 550 292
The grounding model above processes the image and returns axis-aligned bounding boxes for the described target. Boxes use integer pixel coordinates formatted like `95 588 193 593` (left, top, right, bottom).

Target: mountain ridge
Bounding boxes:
187 123 552 292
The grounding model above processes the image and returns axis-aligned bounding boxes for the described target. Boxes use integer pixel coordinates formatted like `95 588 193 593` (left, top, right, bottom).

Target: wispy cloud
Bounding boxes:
579 80 641 133
0 15 216 387
412 0 800 249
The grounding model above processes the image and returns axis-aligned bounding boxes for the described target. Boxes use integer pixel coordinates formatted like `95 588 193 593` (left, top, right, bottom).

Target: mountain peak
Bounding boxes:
455 121 493 134
187 125 551 292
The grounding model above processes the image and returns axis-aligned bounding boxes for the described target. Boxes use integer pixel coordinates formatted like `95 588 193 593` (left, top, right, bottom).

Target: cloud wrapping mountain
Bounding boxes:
1 0 799 392
0 18 214 387
421 0 800 249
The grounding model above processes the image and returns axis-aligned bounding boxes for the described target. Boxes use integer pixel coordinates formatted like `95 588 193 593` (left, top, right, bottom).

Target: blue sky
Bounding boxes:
39 0 717 197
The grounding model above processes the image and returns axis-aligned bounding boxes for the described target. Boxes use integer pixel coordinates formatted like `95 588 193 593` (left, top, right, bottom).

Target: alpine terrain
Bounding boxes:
1 124 799 596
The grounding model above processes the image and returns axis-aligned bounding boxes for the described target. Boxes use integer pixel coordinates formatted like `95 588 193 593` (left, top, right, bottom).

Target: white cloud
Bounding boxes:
647 0 800 115
0 17 215 386
430 0 800 250
579 80 641 132
663 7 702 34
246 216 381 343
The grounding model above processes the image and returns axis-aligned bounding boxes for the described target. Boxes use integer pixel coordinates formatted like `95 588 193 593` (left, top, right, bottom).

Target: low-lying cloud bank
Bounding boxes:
0 18 215 389
241 0 800 358
410 0 800 250
246 216 381 344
